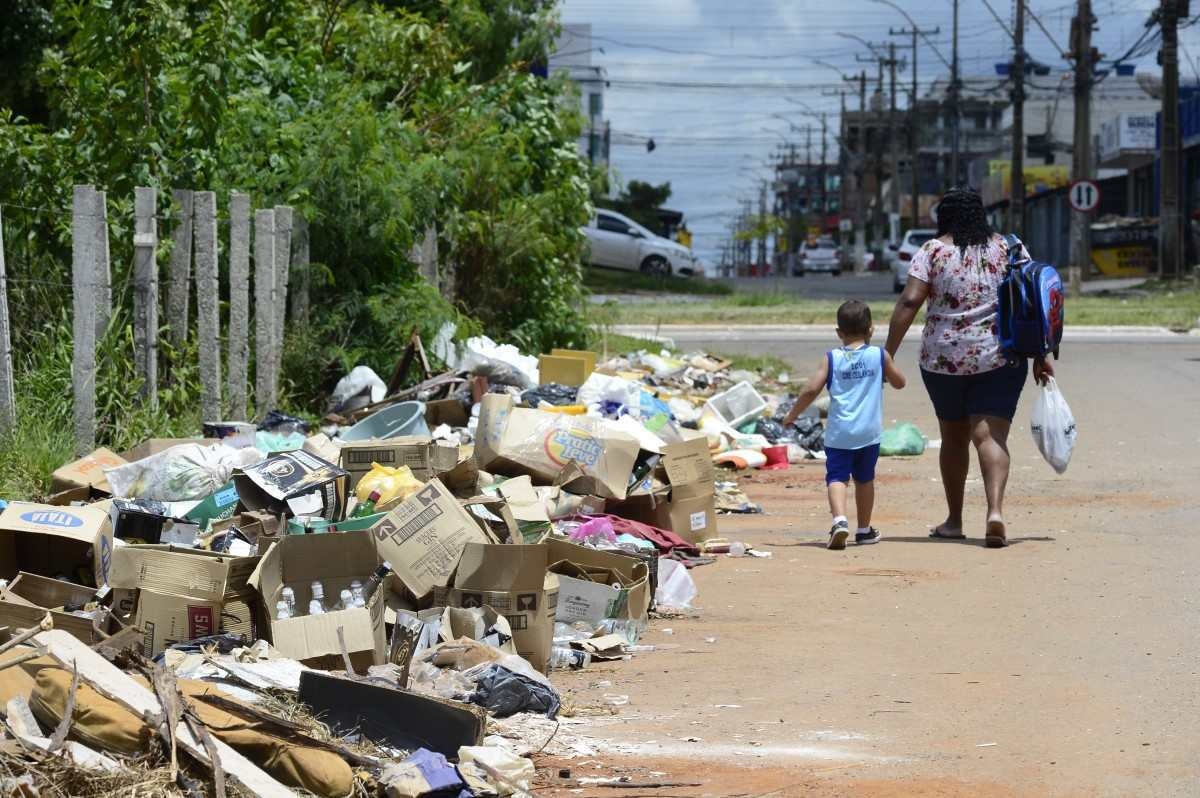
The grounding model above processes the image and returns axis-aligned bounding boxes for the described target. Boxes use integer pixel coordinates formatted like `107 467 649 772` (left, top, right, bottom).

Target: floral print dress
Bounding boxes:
905 234 1028 375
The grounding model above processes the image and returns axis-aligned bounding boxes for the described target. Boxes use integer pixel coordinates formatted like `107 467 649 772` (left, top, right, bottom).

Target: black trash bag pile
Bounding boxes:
754 418 791 443
259 409 310 434
791 416 824 451
468 664 561 719
521 383 578 407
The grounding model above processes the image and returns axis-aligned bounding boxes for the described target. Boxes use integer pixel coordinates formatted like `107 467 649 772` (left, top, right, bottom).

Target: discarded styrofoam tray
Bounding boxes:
702 381 767 429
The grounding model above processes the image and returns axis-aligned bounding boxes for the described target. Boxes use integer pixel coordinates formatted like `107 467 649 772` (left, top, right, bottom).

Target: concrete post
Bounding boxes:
71 186 98 455
194 191 221 422
254 209 276 414
132 186 158 407
272 205 292 391
167 189 194 345
94 190 111 342
0 206 15 434
289 212 310 326
227 192 251 421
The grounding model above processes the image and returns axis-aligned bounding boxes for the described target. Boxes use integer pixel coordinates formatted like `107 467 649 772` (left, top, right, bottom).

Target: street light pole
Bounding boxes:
1011 0 1027 237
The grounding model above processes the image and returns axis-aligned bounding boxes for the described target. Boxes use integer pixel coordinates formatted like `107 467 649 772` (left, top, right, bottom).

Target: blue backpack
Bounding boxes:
998 234 1064 361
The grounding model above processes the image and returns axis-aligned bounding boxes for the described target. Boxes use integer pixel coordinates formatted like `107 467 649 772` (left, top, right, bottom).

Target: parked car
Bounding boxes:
890 228 937 292
581 210 699 276
794 237 842 276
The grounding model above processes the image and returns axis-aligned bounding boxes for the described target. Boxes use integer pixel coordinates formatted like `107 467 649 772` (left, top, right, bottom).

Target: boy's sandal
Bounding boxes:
985 519 1007 548
929 524 966 540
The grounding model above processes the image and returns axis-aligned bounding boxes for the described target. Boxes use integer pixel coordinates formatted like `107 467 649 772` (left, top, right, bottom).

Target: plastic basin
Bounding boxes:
341 401 430 441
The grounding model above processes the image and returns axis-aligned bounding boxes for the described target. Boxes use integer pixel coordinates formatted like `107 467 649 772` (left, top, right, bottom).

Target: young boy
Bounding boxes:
782 300 906 550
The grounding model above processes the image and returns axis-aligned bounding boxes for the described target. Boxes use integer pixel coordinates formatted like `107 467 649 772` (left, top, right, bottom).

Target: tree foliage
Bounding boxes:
600 179 673 233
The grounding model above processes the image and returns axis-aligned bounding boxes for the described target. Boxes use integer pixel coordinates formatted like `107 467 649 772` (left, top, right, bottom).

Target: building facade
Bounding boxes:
548 24 609 174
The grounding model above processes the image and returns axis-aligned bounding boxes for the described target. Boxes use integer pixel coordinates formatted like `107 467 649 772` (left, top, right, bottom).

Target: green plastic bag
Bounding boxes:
879 423 926 456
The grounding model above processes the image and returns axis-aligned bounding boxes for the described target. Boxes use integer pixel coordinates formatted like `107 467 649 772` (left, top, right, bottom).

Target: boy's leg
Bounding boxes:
854 479 875 528
827 480 848 520
851 445 881 544
825 448 852 550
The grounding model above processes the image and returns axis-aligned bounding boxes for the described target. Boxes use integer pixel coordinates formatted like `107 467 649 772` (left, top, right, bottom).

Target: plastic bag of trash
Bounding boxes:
106 444 266 502
330 365 387 413
1030 378 1076 474
754 418 791 443
576 372 642 412
355 463 423 505
467 664 561 719
258 410 310 434
879 422 926 456
460 336 539 389
655 557 697 609
520 383 578 407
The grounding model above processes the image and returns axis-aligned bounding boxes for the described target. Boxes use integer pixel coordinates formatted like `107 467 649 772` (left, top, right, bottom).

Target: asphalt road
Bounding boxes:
551 337 1200 797
719 271 899 299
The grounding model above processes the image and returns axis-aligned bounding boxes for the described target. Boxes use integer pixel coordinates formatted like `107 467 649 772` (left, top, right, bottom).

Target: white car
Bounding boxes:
794 237 842 276
890 228 937 292
582 210 699 276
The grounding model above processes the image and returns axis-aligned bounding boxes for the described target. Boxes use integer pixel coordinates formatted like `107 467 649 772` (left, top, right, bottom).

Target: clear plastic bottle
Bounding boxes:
728 541 747 557
598 617 644 644
276 599 292 620
308 581 326 616
349 580 365 608
281 586 296 617
549 644 591 670
337 589 354 611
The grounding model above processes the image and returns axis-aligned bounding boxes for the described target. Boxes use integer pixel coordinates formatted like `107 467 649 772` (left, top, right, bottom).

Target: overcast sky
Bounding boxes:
558 0 1200 270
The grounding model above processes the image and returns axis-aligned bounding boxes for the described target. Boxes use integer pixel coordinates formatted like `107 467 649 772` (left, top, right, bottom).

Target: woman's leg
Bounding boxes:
937 419 972 533
970 414 1012 523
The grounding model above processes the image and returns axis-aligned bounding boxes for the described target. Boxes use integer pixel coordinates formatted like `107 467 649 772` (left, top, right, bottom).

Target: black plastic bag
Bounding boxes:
521 383 578 407
468 664 561 719
258 409 310 434
754 418 792 443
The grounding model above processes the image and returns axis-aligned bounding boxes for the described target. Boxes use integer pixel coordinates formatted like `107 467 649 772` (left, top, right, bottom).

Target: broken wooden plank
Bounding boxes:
32 630 293 797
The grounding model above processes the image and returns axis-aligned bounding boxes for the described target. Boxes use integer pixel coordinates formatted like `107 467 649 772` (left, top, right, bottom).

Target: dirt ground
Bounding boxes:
536 338 1200 797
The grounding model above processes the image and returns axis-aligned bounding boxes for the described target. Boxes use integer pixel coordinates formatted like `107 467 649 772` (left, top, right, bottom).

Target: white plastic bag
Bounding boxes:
1030 377 1076 474
655 557 697 609
460 336 539 389
330 365 387 411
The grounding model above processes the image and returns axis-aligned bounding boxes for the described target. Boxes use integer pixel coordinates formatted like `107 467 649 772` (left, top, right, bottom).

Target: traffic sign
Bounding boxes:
1069 180 1101 213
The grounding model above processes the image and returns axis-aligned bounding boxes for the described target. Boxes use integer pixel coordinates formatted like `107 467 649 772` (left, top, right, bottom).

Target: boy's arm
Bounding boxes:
883 350 906 389
781 356 829 426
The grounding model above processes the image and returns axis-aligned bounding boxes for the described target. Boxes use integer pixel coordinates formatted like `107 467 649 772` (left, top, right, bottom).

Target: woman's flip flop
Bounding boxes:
929 524 966 540
985 519 1007 548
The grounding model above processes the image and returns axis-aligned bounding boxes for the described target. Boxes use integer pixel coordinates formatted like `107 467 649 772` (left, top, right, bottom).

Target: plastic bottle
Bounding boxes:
349 580 365 608
549 644 591 670
281 586 296 617
276 600 292 620
729 541 747 557
338 589 354 611
352 489 382 518
308 581 326 615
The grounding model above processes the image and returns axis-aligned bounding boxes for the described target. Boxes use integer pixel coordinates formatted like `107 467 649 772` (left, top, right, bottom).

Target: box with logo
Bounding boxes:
108 545 260 656
233 450 348 520
0 502 114 588
0 571 112 645
248 530 386 670
439 543 559 673
546 537 650 625
605 436 717 544
476 406 640 500
50 447 126 494
339 437 458 490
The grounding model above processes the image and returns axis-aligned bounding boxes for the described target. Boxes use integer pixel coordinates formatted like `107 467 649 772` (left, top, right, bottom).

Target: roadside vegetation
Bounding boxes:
584 267 732 296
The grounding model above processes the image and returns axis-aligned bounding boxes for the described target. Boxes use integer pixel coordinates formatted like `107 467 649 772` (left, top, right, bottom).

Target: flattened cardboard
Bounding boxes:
370 480 490 599
489 476 552 542
0 502 114 588
545 538 649 624
50 448 126 493
444 543 558 673
487 408 640 500
439 605 518 655
234 450 348 520
248 530 386 668
473 394 515 469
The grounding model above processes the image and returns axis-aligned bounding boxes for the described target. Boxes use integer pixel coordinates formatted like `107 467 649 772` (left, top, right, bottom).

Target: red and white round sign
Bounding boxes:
1069 179 1100 213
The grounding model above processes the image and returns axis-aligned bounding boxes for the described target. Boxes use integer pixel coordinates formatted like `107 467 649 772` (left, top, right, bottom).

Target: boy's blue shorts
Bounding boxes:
825 444 880 485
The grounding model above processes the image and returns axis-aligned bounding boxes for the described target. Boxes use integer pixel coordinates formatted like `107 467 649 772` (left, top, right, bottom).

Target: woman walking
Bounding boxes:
885 187 1052 548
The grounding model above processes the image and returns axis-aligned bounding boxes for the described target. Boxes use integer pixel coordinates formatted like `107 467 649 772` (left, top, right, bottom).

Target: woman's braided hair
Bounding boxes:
935 186 994 252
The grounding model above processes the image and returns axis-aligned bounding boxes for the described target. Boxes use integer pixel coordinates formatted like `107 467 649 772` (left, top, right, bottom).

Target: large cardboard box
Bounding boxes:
248 531 386 669
480 406 640 500
607 437 717 544
546 537 650 624
234 450 348 520
0 502 114 587
441 543 558 673
369 479 490 600
0 572 110 644
551 348 597 374
339 437 459 490
537 355 589 388
50 448 126 494
108 544 260 656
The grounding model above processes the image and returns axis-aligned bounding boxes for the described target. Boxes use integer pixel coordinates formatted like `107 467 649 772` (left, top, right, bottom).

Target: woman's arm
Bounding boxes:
885 276 930 358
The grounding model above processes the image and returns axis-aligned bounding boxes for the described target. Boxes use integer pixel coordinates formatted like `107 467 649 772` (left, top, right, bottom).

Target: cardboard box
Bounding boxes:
45 485 109 507
0 571 110 645
473 394 515 469
108 544 261 656
546 537 650 624
441 543 558 673
481 407 640 500
486 476 551 543
537 355 589 387
607 437 717 544
339 437 457 490
234 450 348 520
425 399 470 429
50 448 126 493
551 348 597 375
248 531 386 669
108 498 170 544
369 479 490 599
0 502 115 587
210 511 284 553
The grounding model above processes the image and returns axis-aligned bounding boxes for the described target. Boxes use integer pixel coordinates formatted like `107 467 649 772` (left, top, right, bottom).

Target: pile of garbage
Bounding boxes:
0 335 817 797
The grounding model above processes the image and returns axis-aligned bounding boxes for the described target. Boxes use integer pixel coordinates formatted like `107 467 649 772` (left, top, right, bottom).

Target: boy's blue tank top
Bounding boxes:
824 345 884 450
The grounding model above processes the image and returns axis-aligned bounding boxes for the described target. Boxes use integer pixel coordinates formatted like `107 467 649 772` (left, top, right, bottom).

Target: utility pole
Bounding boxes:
859 54 887 259
845 70 869 271
1160 0 1183 278
757 180 768 272
892 23 939 230
805 125 813 236
820 112 829 230
887 41 900 239
1068 0 1095 296
1011 0 1026 236
950 0 961 186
